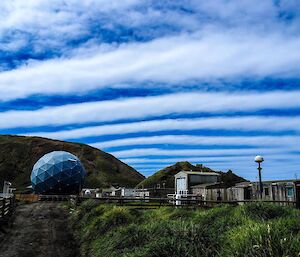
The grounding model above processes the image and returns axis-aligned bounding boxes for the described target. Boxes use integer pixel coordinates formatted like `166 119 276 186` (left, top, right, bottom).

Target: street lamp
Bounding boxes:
255 155 264 199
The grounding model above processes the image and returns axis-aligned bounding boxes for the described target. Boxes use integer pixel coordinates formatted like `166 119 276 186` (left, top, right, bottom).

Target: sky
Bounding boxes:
1 0 300 181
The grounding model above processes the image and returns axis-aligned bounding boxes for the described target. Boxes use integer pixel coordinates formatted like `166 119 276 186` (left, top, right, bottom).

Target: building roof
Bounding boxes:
231 179 300 189
102 186 122 192
175 170 220 176
191 182 222 189
253 179 300 183
231 182 252 188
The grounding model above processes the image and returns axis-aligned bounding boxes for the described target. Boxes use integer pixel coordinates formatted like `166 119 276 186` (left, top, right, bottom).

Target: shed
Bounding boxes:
175 171 220 195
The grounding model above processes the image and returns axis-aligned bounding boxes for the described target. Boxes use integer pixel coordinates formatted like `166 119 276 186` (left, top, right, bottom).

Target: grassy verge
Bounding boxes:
68 201 300 257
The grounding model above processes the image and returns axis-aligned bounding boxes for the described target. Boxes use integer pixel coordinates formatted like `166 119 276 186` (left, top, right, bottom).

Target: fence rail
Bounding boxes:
0 197 15 223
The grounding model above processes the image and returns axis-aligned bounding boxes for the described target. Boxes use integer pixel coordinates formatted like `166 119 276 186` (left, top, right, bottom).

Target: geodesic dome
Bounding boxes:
31 151 86 194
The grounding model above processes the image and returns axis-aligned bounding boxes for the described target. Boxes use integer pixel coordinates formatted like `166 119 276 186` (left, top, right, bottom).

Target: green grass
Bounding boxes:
69 200 300 257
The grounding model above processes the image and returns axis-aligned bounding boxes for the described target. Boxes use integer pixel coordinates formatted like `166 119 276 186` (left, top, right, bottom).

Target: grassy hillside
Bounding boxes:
69 200 300 257
136 161 246 189
0 135 145 191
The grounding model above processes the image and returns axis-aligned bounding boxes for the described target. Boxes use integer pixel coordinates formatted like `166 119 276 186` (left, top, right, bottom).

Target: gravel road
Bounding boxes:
0 202 79 257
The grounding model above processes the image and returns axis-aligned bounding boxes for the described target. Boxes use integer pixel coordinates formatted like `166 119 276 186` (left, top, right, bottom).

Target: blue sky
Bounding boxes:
1 0 300 181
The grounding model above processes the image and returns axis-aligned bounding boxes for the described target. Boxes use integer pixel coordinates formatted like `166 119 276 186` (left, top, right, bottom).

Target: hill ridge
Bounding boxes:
0 135 145 191
136 161 246 189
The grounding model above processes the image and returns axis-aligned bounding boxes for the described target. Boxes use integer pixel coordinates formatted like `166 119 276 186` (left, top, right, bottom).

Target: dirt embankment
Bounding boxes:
0 202 79 257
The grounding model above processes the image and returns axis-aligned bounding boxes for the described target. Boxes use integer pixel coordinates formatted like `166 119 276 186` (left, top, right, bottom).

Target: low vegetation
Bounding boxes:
68 200 300 257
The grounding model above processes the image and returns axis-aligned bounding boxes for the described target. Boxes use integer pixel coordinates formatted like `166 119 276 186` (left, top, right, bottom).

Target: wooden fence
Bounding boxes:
15 194 40 202
12 194 298 208
0 197 15 224
73 196 298 208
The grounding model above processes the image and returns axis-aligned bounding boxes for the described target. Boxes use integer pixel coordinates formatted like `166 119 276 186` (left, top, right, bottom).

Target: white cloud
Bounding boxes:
0 0 140 36
2 90 300 129
26 116 300 140
110 147 288 158
93 135 300 149
2 30 300 100
121 154 300 166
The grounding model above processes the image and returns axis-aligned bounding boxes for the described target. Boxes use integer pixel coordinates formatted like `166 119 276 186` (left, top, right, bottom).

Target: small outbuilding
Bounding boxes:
175 171 220 195
228 179 300 204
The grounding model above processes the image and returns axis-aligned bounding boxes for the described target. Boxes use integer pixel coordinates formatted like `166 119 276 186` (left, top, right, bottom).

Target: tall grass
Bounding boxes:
69 201 300 257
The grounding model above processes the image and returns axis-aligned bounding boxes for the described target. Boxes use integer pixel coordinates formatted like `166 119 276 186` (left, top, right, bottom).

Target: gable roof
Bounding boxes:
175 170 220 177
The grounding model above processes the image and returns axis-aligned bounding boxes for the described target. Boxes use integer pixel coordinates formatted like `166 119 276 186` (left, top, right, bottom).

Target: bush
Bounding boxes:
142 207 197 222
90 220 217 257
222 218 300 257
69 202 300 257
239 202 291 221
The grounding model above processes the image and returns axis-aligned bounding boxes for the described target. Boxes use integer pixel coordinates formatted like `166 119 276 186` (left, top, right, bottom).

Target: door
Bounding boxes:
295 182 300 209
244 187 251 200
271 185 276 201
176 177 186 194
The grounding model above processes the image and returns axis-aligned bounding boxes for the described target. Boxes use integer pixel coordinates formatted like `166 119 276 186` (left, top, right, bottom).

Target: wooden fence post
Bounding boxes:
2 199 5 219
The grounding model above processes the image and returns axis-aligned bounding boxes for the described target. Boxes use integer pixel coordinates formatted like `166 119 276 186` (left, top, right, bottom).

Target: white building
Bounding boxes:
121 188 136 197
0 181 15 198
229 180 300 203
175 171 220 195
135 188 150 198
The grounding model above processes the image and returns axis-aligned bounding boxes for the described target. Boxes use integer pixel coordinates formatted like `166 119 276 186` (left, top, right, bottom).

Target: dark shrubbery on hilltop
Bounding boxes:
136 161 247 189
0 135 144 191
69 201 300 257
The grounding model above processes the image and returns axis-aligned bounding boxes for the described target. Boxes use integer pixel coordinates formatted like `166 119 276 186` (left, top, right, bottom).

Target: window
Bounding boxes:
264 187 269 196
286 187 294 197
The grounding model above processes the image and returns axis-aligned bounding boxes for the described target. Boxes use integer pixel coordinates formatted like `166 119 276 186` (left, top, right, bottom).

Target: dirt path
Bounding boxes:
0 202 79 257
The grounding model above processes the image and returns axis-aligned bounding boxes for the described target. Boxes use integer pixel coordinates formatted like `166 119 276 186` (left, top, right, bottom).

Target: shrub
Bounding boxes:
79 199 100 214
239 202 290 221
69 202 300 257
81 206 134 243
192 204 247 250
142 207 197 222
90 220 217 257
222 218 300 257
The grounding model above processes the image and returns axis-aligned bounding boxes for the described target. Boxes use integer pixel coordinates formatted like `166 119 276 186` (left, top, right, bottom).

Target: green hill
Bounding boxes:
136 161 246 189
0 135 145 192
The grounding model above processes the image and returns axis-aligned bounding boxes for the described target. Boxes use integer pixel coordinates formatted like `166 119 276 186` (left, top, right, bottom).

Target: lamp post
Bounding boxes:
255 155 264 199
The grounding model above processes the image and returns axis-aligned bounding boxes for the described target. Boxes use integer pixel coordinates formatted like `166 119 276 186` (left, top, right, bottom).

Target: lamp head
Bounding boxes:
255 155 264 163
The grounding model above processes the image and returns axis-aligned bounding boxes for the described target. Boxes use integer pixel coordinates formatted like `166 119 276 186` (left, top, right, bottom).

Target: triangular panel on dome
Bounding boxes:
55 161 64 171
49 164 58 176
31 176 37 186
44 170 52 180
46 156 56 165
34 158 46 169
46 176 58 188
31 169 38 178
45 165 53 176
35 175 43 184
37 164 48 174
60 171 70 182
